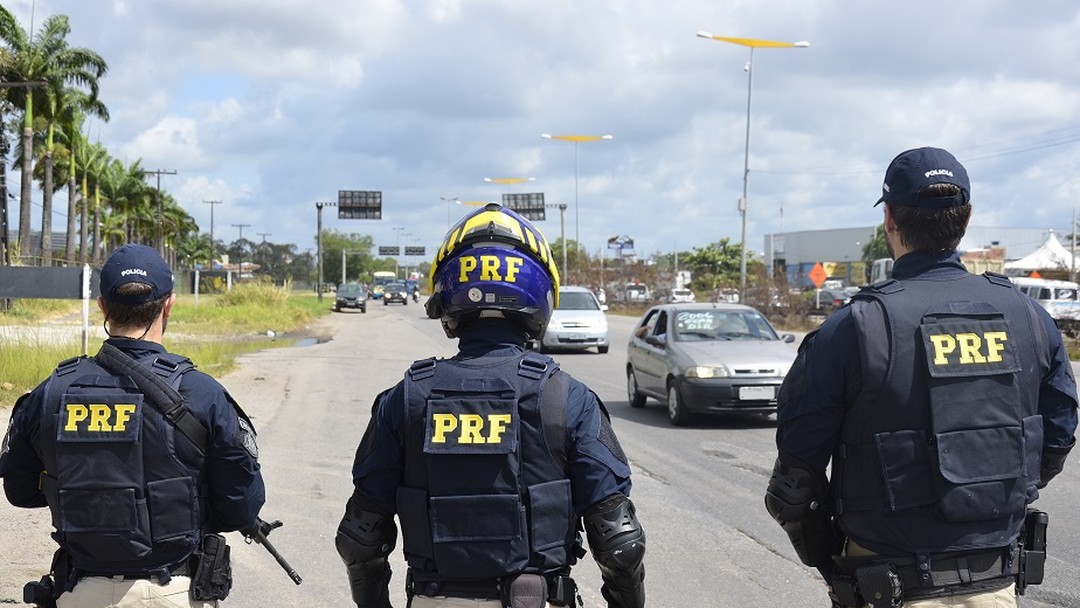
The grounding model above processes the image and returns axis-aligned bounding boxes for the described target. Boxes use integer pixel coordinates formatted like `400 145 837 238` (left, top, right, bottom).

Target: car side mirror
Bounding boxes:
782 333 797 343
600 304 609 312
645 334 667 348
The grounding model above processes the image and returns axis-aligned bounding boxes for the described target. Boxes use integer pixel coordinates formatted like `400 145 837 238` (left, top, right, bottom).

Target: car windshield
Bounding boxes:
672 309 779 342
386 283 406 291
558 291 600 310
338 285 364 296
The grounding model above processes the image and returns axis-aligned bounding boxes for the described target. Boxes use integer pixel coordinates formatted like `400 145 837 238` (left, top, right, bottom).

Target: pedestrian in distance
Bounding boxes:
0 244 275 607
765 147 1078 607
334 203 646 608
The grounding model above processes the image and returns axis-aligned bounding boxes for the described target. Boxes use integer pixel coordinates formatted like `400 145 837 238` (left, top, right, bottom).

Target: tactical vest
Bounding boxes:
396 352 575 583
835 272 1049 555
38 353 206 575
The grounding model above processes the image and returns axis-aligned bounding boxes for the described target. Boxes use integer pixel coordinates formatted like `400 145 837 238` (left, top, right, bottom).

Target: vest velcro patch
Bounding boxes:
424 398 518 455
920 319 1021 378
57 393 143 442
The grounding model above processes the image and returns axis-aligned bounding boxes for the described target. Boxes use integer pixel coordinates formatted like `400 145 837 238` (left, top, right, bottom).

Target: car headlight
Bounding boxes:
686 366 729 379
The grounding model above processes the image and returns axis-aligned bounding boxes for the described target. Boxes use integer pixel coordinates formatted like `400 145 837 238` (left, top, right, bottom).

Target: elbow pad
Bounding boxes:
335 494 397 608
1039 439 1074 489
764 452 840 568
584 494 645 608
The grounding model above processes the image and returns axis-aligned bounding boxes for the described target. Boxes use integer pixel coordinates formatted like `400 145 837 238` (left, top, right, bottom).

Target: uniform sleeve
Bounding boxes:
350 384 406 514
565 380 633 515
1034 306 1079 449
182 373 266 532
0 388 49 508
774 308 858 473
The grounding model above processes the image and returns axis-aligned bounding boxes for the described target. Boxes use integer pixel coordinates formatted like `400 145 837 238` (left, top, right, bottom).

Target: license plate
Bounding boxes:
568 333 586 341
739 386 775 400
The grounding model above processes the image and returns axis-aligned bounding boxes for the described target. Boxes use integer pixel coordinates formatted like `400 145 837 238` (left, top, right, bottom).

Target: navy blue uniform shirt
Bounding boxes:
350 319 632 516
0 338 266 532
777 251 1079 473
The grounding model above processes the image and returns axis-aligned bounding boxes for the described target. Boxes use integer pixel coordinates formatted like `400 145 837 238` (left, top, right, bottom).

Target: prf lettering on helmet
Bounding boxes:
431 413 513 444
457 255 523 282
63 402 138 432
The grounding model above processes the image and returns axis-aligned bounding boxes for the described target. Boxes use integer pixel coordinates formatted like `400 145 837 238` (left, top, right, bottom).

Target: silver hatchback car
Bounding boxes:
626 303 797 425
537 286 610 354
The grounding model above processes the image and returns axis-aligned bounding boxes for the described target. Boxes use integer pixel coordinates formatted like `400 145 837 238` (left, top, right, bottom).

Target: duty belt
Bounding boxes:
831 547 1015 605
80 560 190 581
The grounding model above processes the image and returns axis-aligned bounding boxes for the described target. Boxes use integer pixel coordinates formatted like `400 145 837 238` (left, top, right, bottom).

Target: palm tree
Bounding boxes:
42 88 108 263
0 7 107 259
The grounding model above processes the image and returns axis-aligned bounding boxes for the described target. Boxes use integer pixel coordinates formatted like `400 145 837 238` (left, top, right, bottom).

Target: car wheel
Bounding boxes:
334 306 340 312
598 345 609 354
667 381 692 426
384 300 388 305
626 367 646 408
361 305 367 313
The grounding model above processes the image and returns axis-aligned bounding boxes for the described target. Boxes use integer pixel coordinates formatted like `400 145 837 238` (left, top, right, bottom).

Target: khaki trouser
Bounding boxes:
845 541 1018 608
57 575 217 608
904 585 1017 608
410 597 503 608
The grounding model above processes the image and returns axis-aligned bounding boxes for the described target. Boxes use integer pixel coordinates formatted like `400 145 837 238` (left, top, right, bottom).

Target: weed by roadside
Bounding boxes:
0 286 331 409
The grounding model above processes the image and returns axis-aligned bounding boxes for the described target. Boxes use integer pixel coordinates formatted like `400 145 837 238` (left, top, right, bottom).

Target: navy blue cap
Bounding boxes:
874 147 970 208
100 244 174 303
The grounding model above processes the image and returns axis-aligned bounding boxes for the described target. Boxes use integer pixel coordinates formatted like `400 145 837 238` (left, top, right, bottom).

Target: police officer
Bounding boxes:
335 204 646 608
765 147 1078 607
0 244 267 607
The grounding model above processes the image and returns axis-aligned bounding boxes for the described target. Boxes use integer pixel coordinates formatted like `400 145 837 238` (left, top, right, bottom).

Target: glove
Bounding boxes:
243 517 283 540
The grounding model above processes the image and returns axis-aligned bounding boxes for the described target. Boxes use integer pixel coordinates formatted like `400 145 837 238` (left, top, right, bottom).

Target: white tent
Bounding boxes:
1003 232 1077 273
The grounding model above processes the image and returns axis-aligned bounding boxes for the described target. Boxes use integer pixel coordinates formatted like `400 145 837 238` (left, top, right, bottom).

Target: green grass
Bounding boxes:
0 284 331 409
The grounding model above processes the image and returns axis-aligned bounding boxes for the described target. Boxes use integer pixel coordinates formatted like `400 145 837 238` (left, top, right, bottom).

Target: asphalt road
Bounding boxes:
3 302 1078 607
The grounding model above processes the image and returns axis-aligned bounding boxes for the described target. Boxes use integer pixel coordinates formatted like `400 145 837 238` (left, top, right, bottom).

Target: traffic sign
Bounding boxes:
808 262 828 288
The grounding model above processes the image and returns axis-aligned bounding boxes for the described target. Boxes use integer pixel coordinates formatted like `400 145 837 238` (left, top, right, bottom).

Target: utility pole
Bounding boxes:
202 200 222 268
232 223 251 281
146 169 178 256
257 232 272 243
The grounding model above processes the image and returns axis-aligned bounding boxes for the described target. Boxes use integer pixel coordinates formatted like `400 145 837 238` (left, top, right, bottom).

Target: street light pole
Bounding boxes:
203 200 222 268
541 133 613 273
697 32 808 299
232 223 251 281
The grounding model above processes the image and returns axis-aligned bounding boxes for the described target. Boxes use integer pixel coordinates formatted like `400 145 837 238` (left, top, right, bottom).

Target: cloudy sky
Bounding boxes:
5 0 1080 264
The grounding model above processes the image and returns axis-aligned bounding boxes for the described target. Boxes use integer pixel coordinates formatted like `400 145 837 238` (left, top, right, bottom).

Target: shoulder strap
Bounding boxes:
539 369 570 474
93 343 208 456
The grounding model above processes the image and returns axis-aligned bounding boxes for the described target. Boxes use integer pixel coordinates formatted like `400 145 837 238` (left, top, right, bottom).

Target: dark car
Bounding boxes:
334 283 367 313
626 303 797 425
383 282 409 305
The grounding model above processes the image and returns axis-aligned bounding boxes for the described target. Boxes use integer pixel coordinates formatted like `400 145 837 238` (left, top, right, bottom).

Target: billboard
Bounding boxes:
338 190 382 219
502 192 545 221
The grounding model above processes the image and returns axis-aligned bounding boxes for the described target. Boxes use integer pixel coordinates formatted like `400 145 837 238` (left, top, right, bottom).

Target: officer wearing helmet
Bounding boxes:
335 204 646 608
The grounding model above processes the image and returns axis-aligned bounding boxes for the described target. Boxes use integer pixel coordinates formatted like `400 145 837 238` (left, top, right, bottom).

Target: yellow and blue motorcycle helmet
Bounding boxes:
426 203 560 339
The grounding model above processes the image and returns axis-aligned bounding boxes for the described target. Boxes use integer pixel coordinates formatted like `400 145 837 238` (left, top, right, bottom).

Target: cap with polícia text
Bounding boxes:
875 146 970 209
99 243 174 304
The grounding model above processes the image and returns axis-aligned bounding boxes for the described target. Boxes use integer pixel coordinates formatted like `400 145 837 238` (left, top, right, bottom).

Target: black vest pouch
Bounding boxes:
920 312 1027 522
54 389 154 563
526 478 572 568
424 395 529 580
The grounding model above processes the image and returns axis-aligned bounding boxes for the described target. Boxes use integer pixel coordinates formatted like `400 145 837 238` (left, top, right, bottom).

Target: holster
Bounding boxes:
1017 508 1048 595
499 574 578 608
190 533 233 601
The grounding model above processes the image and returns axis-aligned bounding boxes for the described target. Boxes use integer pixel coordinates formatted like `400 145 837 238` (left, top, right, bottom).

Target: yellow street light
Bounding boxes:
697 31 809 298
541 133 613 265
483 177 536 186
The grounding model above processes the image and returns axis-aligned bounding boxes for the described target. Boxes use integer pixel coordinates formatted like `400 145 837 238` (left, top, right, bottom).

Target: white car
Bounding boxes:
537 286 610 354
667 288 695 303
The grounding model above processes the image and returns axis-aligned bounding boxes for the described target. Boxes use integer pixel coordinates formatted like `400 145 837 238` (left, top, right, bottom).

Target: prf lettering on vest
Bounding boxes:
431 413 512 444
63 403 137 432
457 255 523 283
929 331 1009 365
